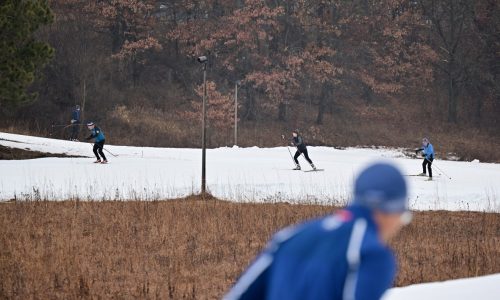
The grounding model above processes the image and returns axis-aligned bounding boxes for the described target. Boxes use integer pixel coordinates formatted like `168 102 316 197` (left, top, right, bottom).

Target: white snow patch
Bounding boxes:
1 132 499 212
384 273 500 300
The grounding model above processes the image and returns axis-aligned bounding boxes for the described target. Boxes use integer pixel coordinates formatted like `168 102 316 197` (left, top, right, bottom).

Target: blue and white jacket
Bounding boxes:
225 205 396 300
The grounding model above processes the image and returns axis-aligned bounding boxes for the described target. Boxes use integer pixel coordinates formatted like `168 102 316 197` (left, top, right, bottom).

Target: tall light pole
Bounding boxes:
234 81 240 146
198 56 208 195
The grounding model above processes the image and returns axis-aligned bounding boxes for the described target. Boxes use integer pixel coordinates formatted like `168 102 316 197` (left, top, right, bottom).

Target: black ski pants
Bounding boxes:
294 148 313 165
93 140 107 161
422 158 433 177
70 123 80 140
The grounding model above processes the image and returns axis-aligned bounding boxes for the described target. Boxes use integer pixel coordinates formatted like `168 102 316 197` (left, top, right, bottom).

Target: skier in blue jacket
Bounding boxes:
415 137 434 180
85 122 107 163
225 162 411 300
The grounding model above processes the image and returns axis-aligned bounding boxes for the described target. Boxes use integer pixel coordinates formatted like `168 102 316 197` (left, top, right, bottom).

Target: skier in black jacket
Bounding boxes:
291 129 316 170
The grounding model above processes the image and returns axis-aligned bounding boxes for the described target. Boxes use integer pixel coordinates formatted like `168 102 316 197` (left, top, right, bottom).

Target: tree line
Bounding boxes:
0 0 498 149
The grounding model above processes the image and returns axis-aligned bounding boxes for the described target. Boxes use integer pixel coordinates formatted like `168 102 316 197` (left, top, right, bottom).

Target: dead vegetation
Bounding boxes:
2 100 500 163
0 197 498 299
0 144 83 160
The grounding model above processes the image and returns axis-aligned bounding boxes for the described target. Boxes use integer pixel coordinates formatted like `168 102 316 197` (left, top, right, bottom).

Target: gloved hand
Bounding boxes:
71 119 76 124
421 154 426 158
290 142 295 146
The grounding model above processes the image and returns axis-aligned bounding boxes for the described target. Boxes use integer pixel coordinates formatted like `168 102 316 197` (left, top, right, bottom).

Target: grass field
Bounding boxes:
1 197 499 299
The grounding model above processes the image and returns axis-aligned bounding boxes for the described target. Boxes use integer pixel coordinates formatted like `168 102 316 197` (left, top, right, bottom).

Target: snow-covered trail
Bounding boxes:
384 273 500 300
1 132 499 212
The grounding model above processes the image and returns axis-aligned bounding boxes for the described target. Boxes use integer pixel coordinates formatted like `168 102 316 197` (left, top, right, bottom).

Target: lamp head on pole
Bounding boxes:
197 56 208 63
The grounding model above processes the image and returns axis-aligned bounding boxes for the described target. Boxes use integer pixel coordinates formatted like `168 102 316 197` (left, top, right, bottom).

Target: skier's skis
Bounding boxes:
304 169 324 172
405 174 439 178
92 160 109 164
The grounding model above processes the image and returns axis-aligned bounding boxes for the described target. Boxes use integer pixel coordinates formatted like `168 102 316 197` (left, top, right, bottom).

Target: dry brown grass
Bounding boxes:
0 145 83 160
0 198 499 299
393 210 500 284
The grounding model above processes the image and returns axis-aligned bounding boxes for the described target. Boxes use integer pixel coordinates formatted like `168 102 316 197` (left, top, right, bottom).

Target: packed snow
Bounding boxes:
384 273 500 300
1 132 499 212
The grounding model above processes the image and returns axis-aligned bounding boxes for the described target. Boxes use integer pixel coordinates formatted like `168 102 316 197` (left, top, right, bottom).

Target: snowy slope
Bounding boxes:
1 132 499 212
384 273 500 300
1 132 500 298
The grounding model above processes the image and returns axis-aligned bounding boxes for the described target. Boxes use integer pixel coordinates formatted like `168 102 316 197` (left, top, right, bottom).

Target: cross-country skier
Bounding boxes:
85 122 107 164
415 137 434 180
291 129 316 170
69 105 81 141
224 162 411 300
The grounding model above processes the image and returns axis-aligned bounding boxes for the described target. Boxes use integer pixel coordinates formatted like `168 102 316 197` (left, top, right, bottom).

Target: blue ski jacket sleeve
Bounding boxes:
224 206 397 300
423 143 434 160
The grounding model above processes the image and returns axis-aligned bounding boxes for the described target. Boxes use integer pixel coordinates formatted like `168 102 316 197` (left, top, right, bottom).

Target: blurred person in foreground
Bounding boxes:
224 162 411 300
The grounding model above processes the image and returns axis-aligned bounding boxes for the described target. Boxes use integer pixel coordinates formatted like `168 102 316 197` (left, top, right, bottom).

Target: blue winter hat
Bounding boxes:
353 162 408 213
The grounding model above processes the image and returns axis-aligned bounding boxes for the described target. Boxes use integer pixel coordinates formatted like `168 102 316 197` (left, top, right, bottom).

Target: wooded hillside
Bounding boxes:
1 0 498 161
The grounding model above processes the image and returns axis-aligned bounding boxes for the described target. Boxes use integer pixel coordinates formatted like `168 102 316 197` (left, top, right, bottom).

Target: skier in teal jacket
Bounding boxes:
86 122 107 163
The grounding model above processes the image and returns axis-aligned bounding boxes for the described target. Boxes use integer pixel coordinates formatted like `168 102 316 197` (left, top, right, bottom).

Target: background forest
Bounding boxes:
1 0 499 161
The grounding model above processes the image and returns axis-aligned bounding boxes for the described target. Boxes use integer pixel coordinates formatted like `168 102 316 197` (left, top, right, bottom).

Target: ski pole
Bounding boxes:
85 142 118 157
429 160 452 180
424 158 452 180
282 134 298 165
50 123 83 133
103 148 118 157
287 146 295 161
50 124 70 137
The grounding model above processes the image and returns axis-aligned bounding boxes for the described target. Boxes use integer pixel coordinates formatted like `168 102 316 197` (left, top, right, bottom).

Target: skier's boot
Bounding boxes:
293 164 301 170
310 163 317 170
93 159 101 163
101 160 108 164
427 177 433 181
417 173 426 176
